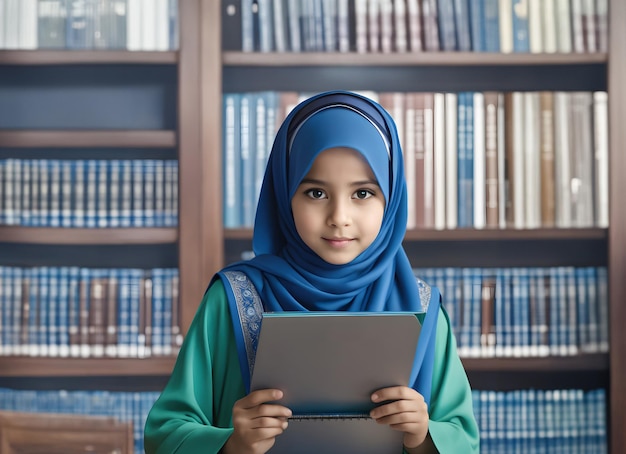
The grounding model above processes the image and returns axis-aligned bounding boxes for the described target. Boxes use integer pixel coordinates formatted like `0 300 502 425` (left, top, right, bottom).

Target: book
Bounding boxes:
250 311 422 454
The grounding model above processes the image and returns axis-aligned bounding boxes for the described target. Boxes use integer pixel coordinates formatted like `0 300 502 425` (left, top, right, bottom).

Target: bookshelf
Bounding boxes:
208 0 624 452
0 2 206 389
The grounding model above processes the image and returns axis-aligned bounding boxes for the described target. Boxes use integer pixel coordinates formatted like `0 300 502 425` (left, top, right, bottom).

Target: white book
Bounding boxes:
49 160 61 227
155 0 169 51
445 93 458 230
511 92 525 229
596 0 608 53
126 0 142 50
109 160 120 227
121 160 132 227
61 161 72 227
473 92 485 230
367 0 380 52
337 0 350 51
527 0 542 53
30 160 40 226
287 0 301 52
322 0 338 52
393 0 407 52
379 0 393 53
13 160 22 226
73 160 85 227
569 92 594 227
144 160 155 227
37 160 48 227
5 0 19 49
4 160 14 224
497 93 507 229
257 0 274 52
132 160 144 227
141 0 157 51
0 0 5 49
541 0 557 53
404 94 416 229
86 160 97 228
523 92 541 229
406 0 422 52
554 0 572 53
273 0 288 52
581 0 596 52
433 93 446 230
570 0 584 53
19 0 38 49
97 160 108 227
355 0 368 53
553 92 571 227
593 92 609 228
21 161 31 226
498 0 513 54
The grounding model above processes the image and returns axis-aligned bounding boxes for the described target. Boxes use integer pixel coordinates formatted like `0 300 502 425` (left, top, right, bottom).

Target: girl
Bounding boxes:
144 91 479 453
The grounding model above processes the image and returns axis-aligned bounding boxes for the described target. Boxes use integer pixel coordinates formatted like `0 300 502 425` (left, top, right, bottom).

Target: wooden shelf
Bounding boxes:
0 130 177 148
223 51 608 67
462 354 609 373
0 227 177 245
224 227 607 242
0 356 176 377
0 50 178 65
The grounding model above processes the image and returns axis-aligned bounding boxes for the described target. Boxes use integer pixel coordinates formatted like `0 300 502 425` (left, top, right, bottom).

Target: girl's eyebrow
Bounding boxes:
300 178 380 186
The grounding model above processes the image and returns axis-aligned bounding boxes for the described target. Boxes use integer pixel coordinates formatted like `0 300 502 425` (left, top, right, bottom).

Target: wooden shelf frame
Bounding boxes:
0 226 177 245
0 50 178 65
0 130 177 148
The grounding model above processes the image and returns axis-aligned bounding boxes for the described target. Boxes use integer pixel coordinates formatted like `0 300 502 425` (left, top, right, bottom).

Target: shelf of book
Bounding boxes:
0 130 177 148
0 356 176 378
0 227 177 245
0 50 178 65
462 353 608 373
223 51 608 67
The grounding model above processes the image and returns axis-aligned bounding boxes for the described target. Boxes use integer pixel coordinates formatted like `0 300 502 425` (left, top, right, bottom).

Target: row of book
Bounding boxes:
0 0 178 50
223 90 609 230
239 0 608 53
0 387 160 454
0 267 182 358
0 159 179 228
473 388 607 453
414 266 609 358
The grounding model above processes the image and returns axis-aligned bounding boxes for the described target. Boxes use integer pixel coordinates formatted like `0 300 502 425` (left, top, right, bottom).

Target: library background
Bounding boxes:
0 0 624 452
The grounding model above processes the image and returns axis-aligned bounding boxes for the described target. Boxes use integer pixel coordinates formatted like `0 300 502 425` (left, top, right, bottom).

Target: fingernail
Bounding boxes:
371 393 378 401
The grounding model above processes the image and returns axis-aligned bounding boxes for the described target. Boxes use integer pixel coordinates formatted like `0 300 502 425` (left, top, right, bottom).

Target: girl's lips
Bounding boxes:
324 238 354 248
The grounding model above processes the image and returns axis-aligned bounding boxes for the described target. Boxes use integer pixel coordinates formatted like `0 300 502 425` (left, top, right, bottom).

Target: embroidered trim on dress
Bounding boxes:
415 277 431 312
222 270 263 375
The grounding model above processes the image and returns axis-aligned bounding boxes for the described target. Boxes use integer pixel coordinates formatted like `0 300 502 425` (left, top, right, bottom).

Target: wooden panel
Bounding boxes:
0 130 176 148
609 0 626 452
0 50 177 65
0 411 133 454
0 227 177 245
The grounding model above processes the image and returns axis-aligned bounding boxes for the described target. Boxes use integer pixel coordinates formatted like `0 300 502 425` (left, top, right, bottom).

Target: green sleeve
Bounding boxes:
144 279 245 454
427 306 480 453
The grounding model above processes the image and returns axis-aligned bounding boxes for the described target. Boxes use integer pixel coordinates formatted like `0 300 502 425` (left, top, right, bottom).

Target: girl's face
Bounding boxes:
291 147 385 265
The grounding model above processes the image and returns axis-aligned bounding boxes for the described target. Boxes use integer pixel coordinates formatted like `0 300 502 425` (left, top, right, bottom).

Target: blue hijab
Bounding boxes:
215 91 438 401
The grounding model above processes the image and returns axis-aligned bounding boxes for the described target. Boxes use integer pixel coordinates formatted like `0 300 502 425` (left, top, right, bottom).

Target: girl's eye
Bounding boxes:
305 189 326 199
354 189 374 200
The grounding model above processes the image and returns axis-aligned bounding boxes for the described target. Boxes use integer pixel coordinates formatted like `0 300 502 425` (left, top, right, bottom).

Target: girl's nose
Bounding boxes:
327 199 351 227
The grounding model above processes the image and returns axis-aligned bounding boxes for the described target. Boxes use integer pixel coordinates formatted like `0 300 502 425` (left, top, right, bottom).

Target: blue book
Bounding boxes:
453 0 472 51
240 93 256 227
151 268 164 356
131 160 144 227
437 0 457 50
161 268 174 355
117 269 132 357
27 268 40 356
0 267 9 355
483 0 500 52
469 0 486 52
57 267 70 357
67 266 81 357
461 92 474 227
223 93 242 228
575 267 589 352
66 0 89 49
512 0 529 52
457 93 468 227
47 266 60 357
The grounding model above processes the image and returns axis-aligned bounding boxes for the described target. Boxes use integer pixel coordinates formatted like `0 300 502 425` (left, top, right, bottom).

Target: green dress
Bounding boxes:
144 279 480 453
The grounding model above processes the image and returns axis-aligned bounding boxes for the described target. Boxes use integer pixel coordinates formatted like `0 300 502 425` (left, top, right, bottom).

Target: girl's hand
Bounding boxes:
222 389 292 454
370 386 434 453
